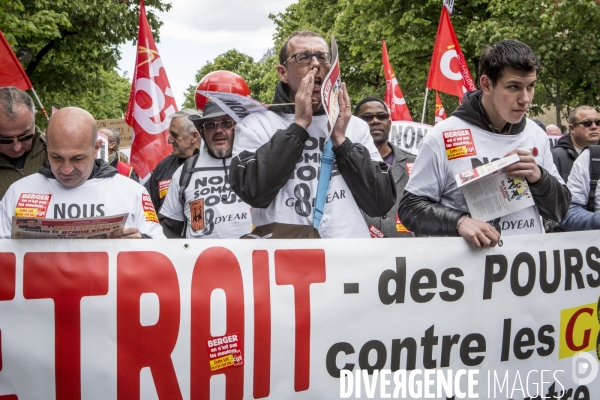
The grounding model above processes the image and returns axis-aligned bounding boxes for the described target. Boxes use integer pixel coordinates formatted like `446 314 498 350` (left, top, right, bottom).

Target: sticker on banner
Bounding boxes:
206 333 243 372
443 129 476 160
158 179 171 199
142 194 159 223
15 193 51 218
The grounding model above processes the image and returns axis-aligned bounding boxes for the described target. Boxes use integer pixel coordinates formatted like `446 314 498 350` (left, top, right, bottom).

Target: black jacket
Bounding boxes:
363 143 415 237
551 134 578 183
229 81 396 218
398 90 571 236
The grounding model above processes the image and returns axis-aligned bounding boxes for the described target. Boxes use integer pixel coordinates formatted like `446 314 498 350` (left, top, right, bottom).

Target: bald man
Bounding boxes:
546 124 562 136
0 107 165 239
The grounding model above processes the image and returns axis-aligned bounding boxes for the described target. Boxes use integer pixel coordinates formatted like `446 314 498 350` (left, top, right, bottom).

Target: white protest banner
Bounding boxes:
0 233 598 399
197 90 268 123
390 120 433 155
321 35 341 137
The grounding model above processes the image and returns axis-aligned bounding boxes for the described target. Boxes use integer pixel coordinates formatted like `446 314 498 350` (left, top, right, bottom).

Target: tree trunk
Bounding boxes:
555 61 561 128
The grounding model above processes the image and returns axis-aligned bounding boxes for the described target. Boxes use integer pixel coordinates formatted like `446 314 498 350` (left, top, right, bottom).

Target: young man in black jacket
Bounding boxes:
398 40 570 247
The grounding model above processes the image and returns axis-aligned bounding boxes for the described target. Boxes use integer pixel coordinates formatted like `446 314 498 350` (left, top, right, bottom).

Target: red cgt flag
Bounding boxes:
434 91 447 125
126 0 177 180
426 6 476 99
0 29 33 90
382 40 412 121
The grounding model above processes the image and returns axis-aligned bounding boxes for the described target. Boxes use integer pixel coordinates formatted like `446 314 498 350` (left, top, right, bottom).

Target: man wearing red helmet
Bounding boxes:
230 31 396 238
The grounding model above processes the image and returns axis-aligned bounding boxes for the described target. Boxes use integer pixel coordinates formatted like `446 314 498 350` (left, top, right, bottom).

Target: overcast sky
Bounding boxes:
118 0 297 107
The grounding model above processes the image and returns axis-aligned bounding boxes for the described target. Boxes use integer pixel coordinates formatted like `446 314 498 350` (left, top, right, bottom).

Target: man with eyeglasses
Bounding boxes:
159 101 251 238
230 31 396 238
354 96 415 237
398 40 570 247
0 86 47 200
551 105 600 183
143 109 201 212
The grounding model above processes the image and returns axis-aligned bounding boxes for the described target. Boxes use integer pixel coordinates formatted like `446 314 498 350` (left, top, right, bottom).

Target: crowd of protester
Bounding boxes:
2 30 600 241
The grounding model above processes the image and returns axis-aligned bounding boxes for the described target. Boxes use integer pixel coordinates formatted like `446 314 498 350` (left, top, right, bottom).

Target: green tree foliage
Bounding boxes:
182 49 280 109
43 69 132 121
184 0 599 126
269 0 487 124
465 0 600 128
1 0 170 124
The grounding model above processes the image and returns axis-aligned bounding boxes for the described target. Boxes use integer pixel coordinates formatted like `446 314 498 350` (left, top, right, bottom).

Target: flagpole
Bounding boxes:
420 88 429 123
29 87 49 121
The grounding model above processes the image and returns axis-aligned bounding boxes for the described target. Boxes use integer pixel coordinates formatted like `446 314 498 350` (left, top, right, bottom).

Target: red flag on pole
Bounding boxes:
126 0 177 180
382 40 412 121
0 29 33 90
434 91 447 124
426 6 476 99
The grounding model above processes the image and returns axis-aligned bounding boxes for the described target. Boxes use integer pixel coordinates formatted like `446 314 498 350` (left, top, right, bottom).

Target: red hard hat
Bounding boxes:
194 70 251 111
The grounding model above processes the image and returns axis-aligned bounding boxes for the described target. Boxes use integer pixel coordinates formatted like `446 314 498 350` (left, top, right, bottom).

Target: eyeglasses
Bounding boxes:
573 119 600 128
0 132 35 145
283 52 332 66
359 113 390 123
203 120 235 131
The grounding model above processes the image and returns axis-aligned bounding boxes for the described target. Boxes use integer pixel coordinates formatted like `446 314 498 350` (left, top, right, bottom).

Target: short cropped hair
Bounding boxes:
568 105 596 125
478 40 540 86
353 96 388 116
170 108 201 135
278 30 328 65
0 86 35 120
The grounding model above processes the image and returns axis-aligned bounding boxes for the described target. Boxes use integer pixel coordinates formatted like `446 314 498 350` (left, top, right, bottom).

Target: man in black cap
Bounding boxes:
158 102 251 238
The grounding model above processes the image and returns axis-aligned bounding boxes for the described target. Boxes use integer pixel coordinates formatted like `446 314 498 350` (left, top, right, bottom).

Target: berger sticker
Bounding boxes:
369 225 384 238
443 128 476 160
206 333 243 372
142 194 158 223
405 162 414 176
15 193 51 218
158 179 171 199
396 214 410 233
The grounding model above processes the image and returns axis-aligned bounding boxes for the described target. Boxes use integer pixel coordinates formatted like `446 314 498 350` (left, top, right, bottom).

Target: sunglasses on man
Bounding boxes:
572 119 600 128
203 120 235 131
0 132 34 145
359 113 390 123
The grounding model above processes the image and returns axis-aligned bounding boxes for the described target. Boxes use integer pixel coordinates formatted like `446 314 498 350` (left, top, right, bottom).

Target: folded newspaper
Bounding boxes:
455 154 534 221
11 213 128 239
